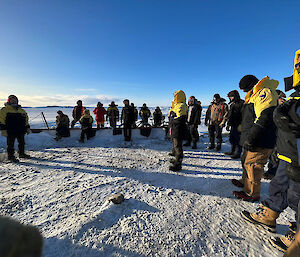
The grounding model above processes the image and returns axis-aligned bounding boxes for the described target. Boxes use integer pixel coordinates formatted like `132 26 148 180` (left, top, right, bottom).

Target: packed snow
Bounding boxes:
0 108 292 256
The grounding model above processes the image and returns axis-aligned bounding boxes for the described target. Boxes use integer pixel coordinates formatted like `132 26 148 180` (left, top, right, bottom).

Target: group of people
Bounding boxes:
0 49 299 255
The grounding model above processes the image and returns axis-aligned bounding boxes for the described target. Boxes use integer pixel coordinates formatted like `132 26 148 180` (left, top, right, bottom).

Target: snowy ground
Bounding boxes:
0 119 292 256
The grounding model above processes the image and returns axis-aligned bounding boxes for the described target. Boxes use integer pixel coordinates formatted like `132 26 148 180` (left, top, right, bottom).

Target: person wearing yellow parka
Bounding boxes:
168 90 188 171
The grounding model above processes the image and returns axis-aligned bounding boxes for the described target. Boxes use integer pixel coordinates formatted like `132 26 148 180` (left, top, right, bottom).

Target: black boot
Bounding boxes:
169 162 182 171
8 155 19 163
225 145 235 155
19 153 31 159
231 145 242 159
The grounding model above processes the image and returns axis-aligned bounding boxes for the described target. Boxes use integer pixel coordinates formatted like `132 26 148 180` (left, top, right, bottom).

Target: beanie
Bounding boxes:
239 75 259 92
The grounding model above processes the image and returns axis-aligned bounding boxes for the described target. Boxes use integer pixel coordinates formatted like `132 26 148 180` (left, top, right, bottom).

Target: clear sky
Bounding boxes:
0 0 299 107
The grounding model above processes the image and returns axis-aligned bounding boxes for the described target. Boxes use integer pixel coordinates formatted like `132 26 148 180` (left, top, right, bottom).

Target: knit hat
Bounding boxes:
213 94 220 100
239 75 259 92
7 95 18 105
57 110 63 114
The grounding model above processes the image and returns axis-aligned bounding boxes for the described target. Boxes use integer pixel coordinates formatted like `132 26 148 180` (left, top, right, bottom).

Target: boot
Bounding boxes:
183 141 191 147
215 143 221 151
231 178 244 188
233 190 260 202
8 155 20 163
241 204 279 232
192 141 197 149
231 145 242 159
169 162 182 171
269 230 296 252
19 153 31 159
225 145 235 155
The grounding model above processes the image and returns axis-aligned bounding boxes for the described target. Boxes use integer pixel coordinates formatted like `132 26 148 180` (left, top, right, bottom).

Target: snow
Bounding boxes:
0 108 291 257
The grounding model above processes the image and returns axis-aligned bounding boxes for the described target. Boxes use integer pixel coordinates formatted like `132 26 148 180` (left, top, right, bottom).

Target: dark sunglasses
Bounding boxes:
295 62 300 68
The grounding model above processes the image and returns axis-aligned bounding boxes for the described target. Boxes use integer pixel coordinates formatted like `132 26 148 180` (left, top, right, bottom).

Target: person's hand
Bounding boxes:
226 125 230 131
243 140 255 152
26 128 31 135
219 121 225 128
1 130 7 137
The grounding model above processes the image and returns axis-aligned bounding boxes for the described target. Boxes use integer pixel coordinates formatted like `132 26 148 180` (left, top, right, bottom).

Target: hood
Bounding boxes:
227 90 241 102
245 76 279 103
173 90 186 104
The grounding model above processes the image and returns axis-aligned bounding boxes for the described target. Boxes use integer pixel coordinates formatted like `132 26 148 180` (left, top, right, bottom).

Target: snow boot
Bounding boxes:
231 178 244 188
168 152 175 157
233 190 260 202
169 160 182 172
8 155 20 163
241 204 279 233
269 230 296 252
207 143 215 150
231 146 242 159
183 141 191 147
19 153 31 159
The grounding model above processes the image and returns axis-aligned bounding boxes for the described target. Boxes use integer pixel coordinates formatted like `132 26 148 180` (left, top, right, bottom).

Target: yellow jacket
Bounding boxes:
245 76 278 123
169 90 188 119
293 49 300 88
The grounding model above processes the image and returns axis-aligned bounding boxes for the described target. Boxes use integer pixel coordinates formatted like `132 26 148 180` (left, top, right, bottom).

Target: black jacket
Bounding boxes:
274 88 300 181
187 104 202 125
121 105 135 125
227 98 244 127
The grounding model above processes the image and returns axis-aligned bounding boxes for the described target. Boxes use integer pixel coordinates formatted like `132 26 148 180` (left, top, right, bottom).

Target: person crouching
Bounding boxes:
55 110 70 141
79 109 93 143
0 95 31 162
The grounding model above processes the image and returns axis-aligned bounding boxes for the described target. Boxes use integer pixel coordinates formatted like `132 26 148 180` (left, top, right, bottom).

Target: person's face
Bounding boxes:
78 102 82 106
229 96 234 101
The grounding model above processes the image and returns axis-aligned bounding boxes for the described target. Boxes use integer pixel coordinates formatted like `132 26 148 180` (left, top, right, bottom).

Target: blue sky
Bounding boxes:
0 0 299 107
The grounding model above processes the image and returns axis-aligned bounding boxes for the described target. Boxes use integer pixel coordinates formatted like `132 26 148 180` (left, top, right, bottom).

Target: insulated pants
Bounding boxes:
123 123 132 141
241 148 272 197
80 128 92 141
263 160 300 221
172 137 183 164
7 134 25 157
229 126 240 147
208 124 222 146
109 118 117 128
186 124 199 143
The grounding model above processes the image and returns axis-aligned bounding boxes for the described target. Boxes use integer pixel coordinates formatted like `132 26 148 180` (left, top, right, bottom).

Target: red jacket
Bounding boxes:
93 107 107 122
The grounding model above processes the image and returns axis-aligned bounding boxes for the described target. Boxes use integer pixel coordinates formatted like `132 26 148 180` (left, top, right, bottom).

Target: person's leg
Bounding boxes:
7 134 16 159
243 148 273 198
184 124 192 146
215 125 223 151
17 134 25 155
80 130 85 142
191 125 199 149
170 137 183 171
208 125 215 149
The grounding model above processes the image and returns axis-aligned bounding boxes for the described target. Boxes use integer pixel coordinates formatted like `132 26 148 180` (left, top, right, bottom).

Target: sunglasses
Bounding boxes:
295 62 300 68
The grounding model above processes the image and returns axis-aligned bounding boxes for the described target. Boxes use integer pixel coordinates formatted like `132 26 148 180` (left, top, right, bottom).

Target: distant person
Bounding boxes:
55 110 70 141
121 99 135 141
131 103 138 128
107 101 119 128
139 103 151 125
184 96 202 149
79 109 93 143
168 90 188 171
71 100 85 128
204 94 228 151
93 102 107 129
153 106 163 127
224 90 244 159
0 95 31 162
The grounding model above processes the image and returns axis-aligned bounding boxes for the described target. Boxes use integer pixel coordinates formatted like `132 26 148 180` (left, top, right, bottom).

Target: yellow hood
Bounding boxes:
173 90 186 104
293 49 300 87
245 76 279 103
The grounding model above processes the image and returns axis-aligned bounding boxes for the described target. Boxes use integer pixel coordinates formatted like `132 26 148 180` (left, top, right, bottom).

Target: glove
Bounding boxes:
219 121 225 128
1 130 7 137
243 140 255 152
226 125 230 131
26 128 31 135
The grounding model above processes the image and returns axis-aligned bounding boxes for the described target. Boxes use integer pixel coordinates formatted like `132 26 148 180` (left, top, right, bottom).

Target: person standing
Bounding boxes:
55 110 70 141
93 102 107 129
168 90 188 171
139 103 151 125
232 75 278 202
0 95 31 162
71 100 85 128
240 50 300 252
107 101 119 128
204 94 228 151
224 90 244 159
121 99 135 141
153 106 163 127
131 103 138 128
79 109 93 143
184 96 202 149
